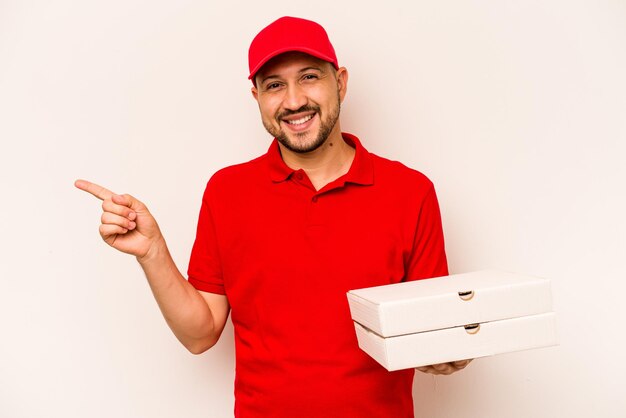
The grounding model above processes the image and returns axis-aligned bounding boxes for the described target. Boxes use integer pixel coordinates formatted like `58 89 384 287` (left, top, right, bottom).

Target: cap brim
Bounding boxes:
248 46 338 80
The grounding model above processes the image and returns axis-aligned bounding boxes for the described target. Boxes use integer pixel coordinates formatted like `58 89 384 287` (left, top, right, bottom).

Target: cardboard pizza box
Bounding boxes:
347 270 558 371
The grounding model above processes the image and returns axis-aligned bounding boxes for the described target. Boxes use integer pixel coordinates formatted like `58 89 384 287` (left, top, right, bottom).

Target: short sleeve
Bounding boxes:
187 183 225 295
404 185 449 281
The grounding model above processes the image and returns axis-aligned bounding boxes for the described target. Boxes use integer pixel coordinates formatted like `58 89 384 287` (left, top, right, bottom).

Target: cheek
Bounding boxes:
312 86 338 109
259 99 281 121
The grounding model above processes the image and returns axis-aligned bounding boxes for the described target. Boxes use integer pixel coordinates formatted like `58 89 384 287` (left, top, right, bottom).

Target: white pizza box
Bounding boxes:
347 270 553 338
346 270 558 371
353 311 558 370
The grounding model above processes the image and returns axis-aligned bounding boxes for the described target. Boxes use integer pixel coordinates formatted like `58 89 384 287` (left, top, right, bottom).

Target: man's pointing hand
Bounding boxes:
74 179 163 260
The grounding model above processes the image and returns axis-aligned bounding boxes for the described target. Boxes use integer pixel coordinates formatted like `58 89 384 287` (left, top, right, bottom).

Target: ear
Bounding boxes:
336 67 349 103
251 85 259 102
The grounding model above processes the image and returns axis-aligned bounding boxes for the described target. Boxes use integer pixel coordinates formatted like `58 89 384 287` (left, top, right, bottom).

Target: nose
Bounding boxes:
282 83 307 111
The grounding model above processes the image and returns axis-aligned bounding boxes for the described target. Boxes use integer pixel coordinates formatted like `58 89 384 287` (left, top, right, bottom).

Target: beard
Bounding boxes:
262 96 341 154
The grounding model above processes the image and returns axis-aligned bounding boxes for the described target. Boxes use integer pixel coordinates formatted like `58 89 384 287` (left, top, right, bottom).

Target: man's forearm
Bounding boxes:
137 238 219 352
74 180 223 353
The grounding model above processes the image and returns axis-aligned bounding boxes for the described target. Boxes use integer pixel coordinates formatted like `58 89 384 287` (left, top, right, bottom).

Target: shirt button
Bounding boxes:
295 172 303 180
312 196 318 203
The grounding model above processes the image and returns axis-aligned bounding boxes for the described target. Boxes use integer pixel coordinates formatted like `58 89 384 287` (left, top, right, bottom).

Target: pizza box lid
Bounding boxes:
347 270 553 338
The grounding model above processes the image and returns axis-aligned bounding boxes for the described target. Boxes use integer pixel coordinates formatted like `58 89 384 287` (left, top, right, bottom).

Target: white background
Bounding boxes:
1 1 625 417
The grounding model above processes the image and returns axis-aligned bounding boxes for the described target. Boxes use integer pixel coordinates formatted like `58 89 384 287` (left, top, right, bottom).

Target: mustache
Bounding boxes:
277 105 320 120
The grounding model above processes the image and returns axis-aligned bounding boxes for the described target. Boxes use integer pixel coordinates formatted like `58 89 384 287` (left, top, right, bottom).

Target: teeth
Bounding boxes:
286 114 313 125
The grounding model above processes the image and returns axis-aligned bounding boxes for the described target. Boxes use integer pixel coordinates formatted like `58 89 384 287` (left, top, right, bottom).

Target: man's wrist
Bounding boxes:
137 236 168 266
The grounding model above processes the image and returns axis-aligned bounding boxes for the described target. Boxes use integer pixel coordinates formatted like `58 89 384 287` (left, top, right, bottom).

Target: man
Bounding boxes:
76 16 470 418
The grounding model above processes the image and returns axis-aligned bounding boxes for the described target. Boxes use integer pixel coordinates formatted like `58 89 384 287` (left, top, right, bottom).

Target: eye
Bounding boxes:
265 82 281 90
303 74 318 80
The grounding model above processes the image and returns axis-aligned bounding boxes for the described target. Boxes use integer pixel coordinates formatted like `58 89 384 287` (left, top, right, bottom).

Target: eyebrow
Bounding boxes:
260 66 325 85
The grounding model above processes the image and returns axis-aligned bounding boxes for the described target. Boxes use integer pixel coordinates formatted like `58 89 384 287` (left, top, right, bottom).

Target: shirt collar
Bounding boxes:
267 132 374 186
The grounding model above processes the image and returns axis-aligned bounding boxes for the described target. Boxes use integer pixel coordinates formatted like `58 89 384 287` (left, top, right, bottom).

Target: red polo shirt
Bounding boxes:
188 133 448 418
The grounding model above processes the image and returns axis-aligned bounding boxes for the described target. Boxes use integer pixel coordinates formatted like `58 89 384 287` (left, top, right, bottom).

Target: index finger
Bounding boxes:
74 179 115 201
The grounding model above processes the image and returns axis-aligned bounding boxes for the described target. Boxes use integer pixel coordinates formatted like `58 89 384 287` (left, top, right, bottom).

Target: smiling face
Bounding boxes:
251 52 348 154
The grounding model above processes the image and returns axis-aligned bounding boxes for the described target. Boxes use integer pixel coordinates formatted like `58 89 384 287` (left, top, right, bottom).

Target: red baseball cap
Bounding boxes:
248 16 339 83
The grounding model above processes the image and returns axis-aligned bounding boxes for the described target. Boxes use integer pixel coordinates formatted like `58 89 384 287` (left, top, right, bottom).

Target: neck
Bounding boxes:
278 124 356 191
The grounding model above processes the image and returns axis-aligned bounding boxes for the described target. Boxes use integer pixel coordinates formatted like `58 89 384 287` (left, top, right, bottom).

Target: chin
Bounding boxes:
278 132 326 154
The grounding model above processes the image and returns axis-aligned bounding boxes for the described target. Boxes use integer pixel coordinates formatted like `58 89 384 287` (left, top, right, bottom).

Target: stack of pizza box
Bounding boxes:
347 270 558 371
